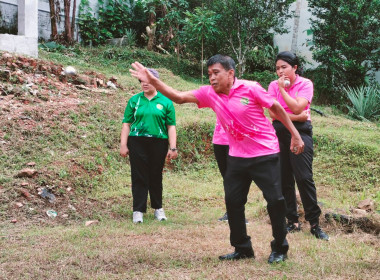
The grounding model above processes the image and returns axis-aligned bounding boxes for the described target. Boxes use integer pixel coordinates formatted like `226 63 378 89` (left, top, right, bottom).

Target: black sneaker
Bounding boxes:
310 225 329 241
219 249 255 261
218 212 228 222
286 222 301 233
268 251 287 264
218 212 249 224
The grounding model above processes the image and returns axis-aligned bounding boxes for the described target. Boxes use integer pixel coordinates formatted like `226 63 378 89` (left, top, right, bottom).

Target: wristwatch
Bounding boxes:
170 148 177 152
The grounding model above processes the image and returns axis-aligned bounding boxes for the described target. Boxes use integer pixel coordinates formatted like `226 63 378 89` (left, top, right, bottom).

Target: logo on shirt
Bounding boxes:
156 104 163 110
295 91 299 97
240 97 249 105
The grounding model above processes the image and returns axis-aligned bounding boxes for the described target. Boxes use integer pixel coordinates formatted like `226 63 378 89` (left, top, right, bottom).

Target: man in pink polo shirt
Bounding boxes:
130 54 304 264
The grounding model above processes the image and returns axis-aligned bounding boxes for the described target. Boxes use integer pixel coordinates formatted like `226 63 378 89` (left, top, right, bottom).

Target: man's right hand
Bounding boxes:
290 135 304 155
130 62 155 83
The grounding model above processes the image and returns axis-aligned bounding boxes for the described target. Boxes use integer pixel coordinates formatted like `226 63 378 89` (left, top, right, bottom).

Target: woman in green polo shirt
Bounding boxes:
120 68 177 224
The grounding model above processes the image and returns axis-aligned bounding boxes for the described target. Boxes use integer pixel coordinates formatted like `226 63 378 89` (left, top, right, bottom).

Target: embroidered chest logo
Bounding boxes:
295 91 299 97
240 97 249 105
156 104 164 110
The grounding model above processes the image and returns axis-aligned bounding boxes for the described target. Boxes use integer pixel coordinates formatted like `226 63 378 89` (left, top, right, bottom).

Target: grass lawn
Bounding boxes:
0 47 379 279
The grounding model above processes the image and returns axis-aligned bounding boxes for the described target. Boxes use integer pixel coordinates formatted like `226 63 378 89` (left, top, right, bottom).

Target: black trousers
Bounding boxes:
128 136 168 212
224 154 288 254
272 120 321 225
213 144 229 178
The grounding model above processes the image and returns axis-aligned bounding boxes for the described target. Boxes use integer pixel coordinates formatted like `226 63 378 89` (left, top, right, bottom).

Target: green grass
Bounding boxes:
0 46 379 279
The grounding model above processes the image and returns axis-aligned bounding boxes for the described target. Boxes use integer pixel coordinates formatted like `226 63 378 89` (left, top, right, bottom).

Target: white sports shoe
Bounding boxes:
133 211 143 223
154 208 167 221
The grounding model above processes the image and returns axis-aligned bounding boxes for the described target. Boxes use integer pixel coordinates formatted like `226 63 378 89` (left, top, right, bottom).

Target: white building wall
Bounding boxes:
274 0 317 68
0 0 98 41
0 0 38 57
274 0 379 81
0 0 18 34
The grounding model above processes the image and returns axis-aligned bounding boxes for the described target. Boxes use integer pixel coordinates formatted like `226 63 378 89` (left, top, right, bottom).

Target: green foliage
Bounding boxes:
155 0 189 51
307 0 380 104
314 132 380 191
242 70 277 90
39 42 67 52
183 7 220 81
173 122 214 171
78 0 138 46
78 11 100 46
343 84 380 121
183 7 220 45
210 0 295 77
123 29 137 47
245 44 278 73
98 0 131 40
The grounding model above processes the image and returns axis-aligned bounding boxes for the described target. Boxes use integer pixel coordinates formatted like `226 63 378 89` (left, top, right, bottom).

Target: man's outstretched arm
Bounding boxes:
130 62 198 104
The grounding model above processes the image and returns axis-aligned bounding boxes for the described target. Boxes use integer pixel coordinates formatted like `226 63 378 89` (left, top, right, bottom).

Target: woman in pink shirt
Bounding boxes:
268 51 329 241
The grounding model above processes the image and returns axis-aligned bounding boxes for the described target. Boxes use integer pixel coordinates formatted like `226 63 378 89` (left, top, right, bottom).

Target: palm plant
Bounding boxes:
343 84 380 121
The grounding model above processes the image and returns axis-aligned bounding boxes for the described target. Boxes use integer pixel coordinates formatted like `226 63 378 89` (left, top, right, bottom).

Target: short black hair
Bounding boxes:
276 51 303 75
207 54 236 73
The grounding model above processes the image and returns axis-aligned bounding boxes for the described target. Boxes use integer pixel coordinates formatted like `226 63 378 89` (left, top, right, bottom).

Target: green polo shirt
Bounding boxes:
122 91 176 139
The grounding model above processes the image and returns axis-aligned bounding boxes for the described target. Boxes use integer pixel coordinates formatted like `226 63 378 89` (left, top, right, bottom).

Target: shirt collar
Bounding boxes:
231 78 244 91
293 75 302 86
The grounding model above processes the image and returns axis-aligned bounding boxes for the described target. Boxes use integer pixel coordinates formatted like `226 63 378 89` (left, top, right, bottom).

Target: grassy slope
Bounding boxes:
1 47 379 279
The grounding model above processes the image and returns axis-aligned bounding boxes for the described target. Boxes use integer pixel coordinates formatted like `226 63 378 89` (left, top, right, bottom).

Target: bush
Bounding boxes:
171 122 214 171
242 70 277 90
343 84 380 121
307 0 380 105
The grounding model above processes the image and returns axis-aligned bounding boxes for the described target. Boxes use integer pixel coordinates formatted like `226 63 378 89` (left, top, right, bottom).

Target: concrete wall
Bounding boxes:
273 0 316 68
273 0 379 81
0 33 38 57
0 0 96 41
0 0 38 57
0 0 18 34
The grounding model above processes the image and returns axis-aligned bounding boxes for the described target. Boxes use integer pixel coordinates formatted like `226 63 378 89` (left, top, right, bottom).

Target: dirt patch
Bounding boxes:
0 51 120 131
0 51 125 224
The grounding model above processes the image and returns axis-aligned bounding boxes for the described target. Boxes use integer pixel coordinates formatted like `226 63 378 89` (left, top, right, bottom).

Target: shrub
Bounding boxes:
343 84 380 121
307 0 380 104
171 122 214 171
242 70 277 90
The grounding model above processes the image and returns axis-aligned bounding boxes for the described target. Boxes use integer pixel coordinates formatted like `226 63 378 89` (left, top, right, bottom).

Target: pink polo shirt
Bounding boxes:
268 75 314 121
212 117 229 145
193 79 279 158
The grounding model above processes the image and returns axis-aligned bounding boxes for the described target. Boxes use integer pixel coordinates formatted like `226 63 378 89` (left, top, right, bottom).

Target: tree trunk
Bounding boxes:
48 0 58 39
146 11 156 51
146 24 156 51
201 36 204 84
176 23 180 63
70 0 77 40
63 0 72 44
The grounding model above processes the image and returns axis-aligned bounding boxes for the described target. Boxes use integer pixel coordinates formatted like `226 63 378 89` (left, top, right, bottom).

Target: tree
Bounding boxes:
213 0 294 77
308 0 380 104
48 0 60 40
63 0 73 43
48 0 76 44
183 7 220 82
156 0 189 60
141 0 167 50
71 0 77 39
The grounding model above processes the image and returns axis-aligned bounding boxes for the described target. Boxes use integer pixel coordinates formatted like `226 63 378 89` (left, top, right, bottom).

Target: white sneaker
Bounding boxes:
154 208 167 221
133 211 143 223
